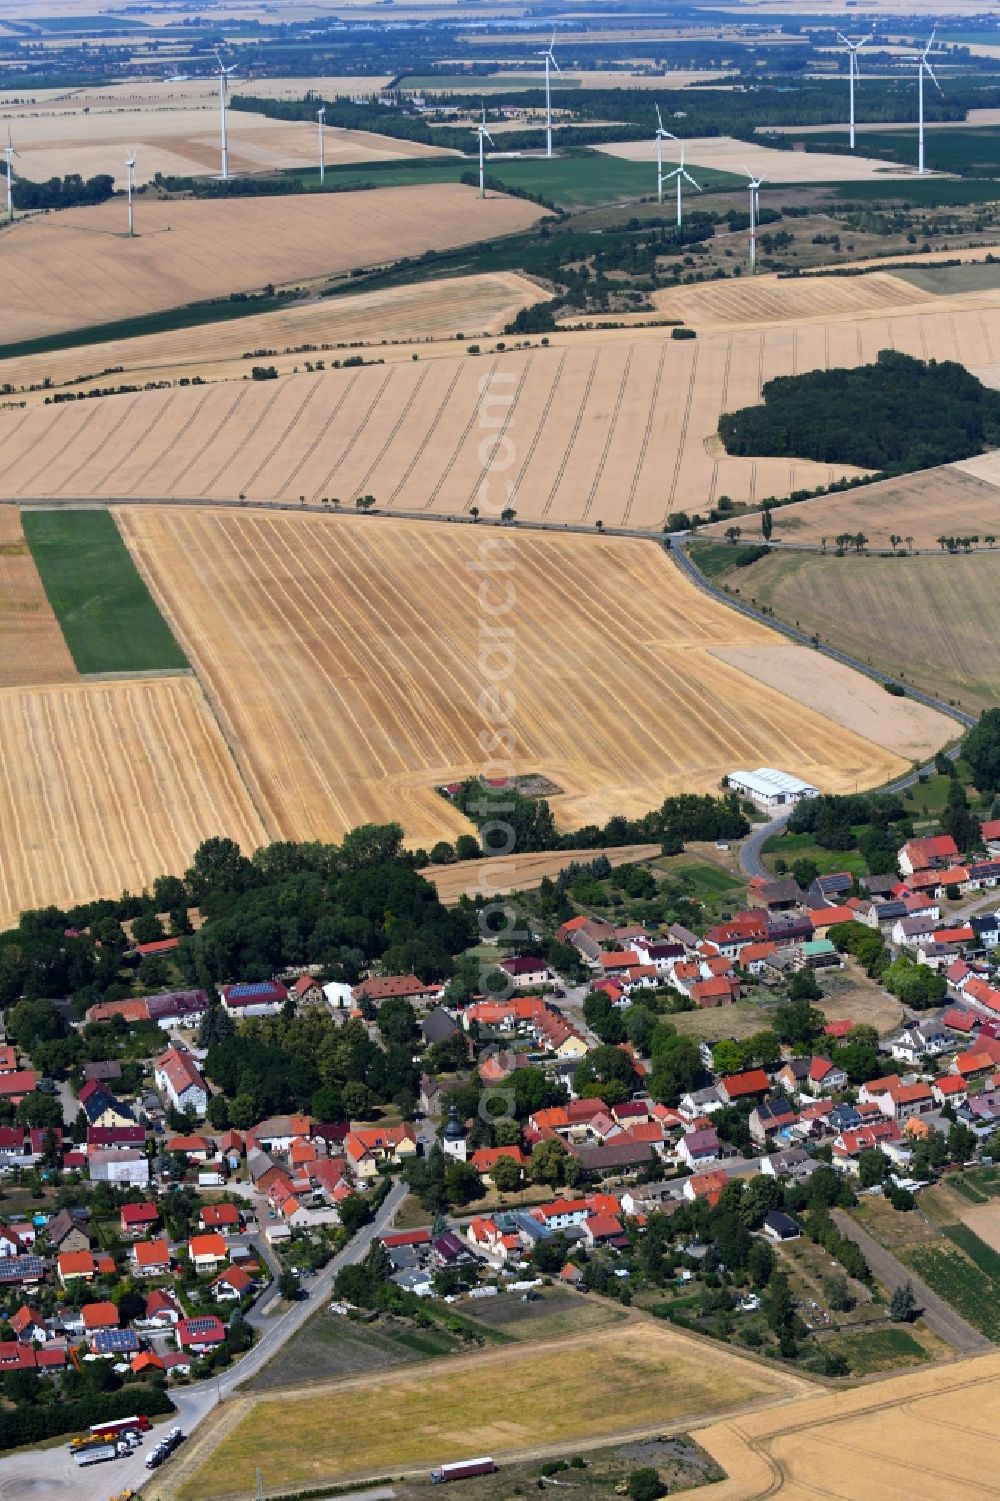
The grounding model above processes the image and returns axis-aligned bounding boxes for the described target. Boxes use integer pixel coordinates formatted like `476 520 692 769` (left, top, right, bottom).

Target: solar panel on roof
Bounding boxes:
0 1256 43 1280
185 1317 220 1334
94 1329 139 1353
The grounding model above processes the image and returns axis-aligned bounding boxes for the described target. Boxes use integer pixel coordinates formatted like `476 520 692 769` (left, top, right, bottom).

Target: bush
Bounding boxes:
884 681 905 697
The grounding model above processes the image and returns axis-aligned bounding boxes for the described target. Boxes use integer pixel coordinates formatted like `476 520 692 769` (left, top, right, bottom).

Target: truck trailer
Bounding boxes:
431 1457 496 1484
73 1440 129 1467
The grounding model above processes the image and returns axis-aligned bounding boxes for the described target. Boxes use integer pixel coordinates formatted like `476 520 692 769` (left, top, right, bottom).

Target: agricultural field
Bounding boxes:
116 508 936 848
0 675 266 929
0 187 543 346
0 334 869 520
22 508 186 674
702 464 1000 552
1 104 453 186
651 269 936 330
713 548 1000 713
695 1352 1000 1501
14 282 1000 516
423 844 661 904
246 1308 461 1393
0 507 75 686
597 133 929 182
400 69 730 91
0 272 547 394
160 1322 805 1501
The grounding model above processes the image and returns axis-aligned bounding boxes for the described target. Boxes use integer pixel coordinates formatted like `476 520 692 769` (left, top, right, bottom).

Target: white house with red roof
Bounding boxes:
154 1046 208 1117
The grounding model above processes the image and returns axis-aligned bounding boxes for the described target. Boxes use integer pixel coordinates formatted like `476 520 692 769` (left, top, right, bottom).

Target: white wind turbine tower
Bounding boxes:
125 149 136 237
654 105 675 204
4 129 18 223
214 50 238 181
913 30 942 176
317 105 326 186
743 166 764 273
474 103 495 199
664 141 701 229
538 33 560 159
836 30 873 150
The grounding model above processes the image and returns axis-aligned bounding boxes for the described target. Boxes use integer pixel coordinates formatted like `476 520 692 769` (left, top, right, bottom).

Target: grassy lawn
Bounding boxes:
22 509 187 674
820 1326 934 1376
670 995 778 1043
762 830 869 879
176 1323 795 1499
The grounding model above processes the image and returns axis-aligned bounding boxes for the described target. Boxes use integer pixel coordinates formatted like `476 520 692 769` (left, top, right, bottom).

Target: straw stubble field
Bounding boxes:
0 675 266 930
0 335 869 520
0 272 548 392
0 508 75 687
0 105 454 186
0 186 543 344
117 508 942 851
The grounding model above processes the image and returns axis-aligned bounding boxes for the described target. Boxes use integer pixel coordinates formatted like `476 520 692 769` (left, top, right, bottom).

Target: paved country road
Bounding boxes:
832 1209 993 1356
0 1174 411 1501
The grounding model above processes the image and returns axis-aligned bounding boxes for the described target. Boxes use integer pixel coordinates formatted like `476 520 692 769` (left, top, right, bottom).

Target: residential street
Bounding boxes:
0 1174 411 1501
832 1209 992 1355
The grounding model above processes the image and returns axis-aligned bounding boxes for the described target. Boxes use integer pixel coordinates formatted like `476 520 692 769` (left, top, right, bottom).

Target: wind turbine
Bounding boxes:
743 166 764 273
537 33 560 159
4 129 18 223
664 141 701 229
125 149 136 237
317 105 326 186
836 31 872 150
474 103 494 199
214 50 238 181
654 105 676 205
913 30 942 176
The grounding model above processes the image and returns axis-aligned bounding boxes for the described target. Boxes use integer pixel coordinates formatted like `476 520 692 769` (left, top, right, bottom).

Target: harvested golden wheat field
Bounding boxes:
597 133 928 181
0 187 543 344
0 335 867 520
0 507 76 687
0 273 547 393
695 1350 1000 1500
650 269 937 330
0 675 266 928
424 844 662 904
705 464 1000 551
0 105 451 185
117 508 936 849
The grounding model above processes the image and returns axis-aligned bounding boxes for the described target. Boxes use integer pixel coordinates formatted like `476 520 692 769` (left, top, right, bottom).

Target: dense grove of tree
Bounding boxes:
965 709 1000 792
11 171 113 211
0 1379 172 1450
0 826 474 1010
720 352 1000 474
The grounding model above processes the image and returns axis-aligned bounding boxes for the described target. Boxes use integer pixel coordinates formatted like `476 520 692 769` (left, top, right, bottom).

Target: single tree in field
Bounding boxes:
890 533 901 551
853 532 868 552
595 519 604 532
835 531 852 552
905 534 913 551
500 506 517 524
889 1281 917 1323
937 534 947 550
724 525 742 544
986 534 996 549
761 508 773 541
469 505 480 523
820 535 827 553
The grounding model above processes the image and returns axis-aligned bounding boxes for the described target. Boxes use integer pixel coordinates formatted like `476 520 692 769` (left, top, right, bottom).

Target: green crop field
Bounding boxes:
289 152 741 208
828 176 1000 206
797 126 1000 176
22 510 187 675
903 1241 1000 1340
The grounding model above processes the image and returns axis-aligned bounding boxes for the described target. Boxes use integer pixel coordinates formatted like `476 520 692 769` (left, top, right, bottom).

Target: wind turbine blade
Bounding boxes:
551 55 561 72
926 60 943 93
859 32 873 47
683 170 701 190
656 103 664 132
485 131 495 146
836 32 851 46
